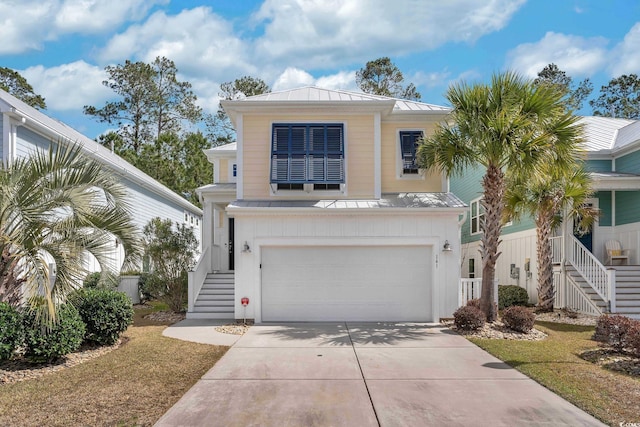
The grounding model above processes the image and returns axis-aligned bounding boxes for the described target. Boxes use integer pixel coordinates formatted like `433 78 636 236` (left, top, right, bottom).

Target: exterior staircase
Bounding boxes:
187 272 235 319
565 265 640 319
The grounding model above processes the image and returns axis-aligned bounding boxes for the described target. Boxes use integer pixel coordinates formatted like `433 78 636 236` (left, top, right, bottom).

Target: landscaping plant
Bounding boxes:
143 218 198 312
22 302 85 362
0 302 23 360
502 305 535 333
498 285 529 310
70 288 134 345
593 314 635 352
453 305 486 331
83 271 119 290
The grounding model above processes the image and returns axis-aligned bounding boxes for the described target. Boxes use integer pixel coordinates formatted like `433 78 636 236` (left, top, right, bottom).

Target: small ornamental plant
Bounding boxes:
0 302 23 360
453 305 486 331
498 285 529 309
22 303 85 362
502 306 535 333
70 288 133 345
593 315 635 352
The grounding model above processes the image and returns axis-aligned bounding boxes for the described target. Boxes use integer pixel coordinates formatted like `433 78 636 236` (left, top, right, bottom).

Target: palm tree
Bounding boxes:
418 71 576 321
0 144 142 321
505 162 596 312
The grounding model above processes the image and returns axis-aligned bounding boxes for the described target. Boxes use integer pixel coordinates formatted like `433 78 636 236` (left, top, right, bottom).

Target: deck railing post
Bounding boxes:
607 268 616 313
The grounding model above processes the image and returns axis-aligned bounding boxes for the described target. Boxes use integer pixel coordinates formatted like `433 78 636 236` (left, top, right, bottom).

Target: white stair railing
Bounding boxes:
550 236 563 264
554 269 603 316
567 235 611 305
188 246 210 313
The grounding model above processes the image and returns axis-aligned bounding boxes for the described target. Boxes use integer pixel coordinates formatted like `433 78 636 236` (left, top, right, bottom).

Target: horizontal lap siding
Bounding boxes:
381 121 443 193
616 150 640 173
16 127 52 157
586 159 612 173
218 160 229 183
242 115 375 199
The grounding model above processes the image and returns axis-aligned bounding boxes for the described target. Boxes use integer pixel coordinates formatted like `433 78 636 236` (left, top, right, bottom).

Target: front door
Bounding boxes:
573 200 596 253
228 217 235 271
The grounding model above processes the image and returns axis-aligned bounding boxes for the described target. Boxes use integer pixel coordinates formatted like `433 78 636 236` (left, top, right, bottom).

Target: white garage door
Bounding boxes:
261 246 432 322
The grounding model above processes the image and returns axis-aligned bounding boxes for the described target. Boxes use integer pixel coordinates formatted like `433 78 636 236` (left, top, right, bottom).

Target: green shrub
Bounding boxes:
502 306 535 333
143 218 197 312
0 302 23 360
498 285 529 310
70 288 133 345
453 305 486 331
23 303 85 362
593 315 634 351
83 271 118 290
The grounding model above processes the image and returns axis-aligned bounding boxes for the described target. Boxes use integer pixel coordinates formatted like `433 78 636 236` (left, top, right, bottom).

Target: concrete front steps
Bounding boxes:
566 265 640 319
187 272 235 320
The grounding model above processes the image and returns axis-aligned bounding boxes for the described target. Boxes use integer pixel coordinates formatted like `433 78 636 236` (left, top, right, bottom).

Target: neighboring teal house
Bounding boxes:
452 116 640 319
0 89 203 274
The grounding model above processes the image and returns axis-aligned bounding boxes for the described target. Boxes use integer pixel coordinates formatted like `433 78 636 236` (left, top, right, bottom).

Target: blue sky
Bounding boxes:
1 0 639 138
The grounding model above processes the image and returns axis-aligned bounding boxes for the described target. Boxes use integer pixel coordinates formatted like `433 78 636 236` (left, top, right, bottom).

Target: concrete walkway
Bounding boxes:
162 319 243 346
156 322 605 427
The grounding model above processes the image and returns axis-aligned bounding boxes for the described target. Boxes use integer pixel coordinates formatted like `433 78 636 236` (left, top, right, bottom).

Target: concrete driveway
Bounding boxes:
155 323 604 427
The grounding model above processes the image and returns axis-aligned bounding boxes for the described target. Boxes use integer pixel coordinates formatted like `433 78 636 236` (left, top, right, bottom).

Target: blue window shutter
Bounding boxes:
270 123 344 184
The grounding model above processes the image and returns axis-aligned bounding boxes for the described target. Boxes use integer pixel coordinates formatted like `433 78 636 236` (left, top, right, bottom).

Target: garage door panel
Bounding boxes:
261 246 432 322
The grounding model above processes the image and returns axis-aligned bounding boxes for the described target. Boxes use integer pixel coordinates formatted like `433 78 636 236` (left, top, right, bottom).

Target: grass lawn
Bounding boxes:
0 304 228 427
469 321 640 426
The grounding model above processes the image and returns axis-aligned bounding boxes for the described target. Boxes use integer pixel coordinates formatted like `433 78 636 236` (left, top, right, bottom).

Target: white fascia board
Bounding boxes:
591 176 640 191
226 206 467 216
5 107 202 215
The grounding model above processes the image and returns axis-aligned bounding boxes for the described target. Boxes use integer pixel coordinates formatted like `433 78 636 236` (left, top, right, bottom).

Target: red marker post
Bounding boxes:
241 297 249 325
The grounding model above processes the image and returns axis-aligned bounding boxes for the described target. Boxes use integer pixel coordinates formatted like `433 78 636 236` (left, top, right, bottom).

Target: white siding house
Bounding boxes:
0 89 203 273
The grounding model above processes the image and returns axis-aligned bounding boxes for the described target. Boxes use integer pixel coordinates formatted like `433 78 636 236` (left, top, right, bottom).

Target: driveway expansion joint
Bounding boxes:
345 322 382 427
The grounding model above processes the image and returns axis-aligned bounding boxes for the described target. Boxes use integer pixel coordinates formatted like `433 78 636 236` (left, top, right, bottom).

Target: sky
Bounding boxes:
1 0 639 139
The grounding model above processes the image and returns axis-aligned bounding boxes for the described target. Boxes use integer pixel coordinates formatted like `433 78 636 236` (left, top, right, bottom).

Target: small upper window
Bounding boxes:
399 131 423 175
232 164 237 177
470 198 485 235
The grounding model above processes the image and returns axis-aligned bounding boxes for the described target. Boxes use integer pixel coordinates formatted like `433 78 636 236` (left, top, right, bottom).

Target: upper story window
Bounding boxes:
470 197 484 235
232 164 237 177
270 124 344 188
399 130 423 175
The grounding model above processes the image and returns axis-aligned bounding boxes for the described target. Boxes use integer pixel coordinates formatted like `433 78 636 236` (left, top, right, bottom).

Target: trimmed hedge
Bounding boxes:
83 271 118 290
0 302 23 360
502 306 535 333
70 288 133 345
498 285 529 310
22 303 85 362
453 305 486 331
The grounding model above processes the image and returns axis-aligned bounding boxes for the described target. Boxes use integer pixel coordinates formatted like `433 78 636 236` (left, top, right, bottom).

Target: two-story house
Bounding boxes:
188 87 466 322
453 116 640 319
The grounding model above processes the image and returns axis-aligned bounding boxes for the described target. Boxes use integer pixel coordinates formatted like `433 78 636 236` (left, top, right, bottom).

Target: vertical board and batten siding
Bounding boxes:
615 191 640 225
232 212 461 322
463 228 539 303
380 121 443 193
585 159 612 173
241 115 375 199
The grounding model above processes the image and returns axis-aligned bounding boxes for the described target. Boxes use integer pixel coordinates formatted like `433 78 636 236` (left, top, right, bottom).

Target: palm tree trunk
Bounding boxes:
536 211 555 312
480 163 504 322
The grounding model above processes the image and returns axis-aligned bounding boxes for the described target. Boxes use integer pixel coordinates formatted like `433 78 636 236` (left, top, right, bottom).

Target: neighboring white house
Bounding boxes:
188 86 466 322
0 89 203 273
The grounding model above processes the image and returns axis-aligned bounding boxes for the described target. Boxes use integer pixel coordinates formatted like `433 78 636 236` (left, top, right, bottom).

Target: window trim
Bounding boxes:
396 129 425 180
470 197 485 236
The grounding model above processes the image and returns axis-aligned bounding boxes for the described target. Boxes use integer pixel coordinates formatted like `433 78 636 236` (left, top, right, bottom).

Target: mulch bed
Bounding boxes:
580 348 640 377
0 339 124 385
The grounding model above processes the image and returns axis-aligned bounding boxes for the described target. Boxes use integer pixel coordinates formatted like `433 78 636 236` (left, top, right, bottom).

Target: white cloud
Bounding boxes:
272 68 358 92
272 68 315 91
0 0 164 54
411 70 452 89
610 22 640 76
22 61 112 111
55 0 167 33
252 0 526 68
99 7 254 80
506 32 609 77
